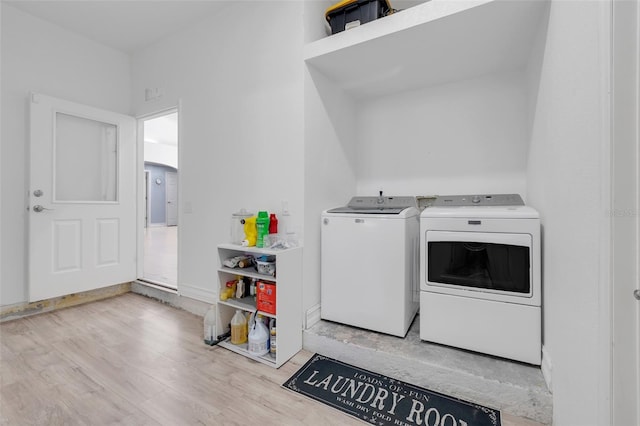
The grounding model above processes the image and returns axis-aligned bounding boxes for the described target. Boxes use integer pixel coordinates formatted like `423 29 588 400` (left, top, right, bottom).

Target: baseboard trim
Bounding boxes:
541 344 553 392
305 304 321 329
0 282 132 323
178 282 215 304
131 281 210 317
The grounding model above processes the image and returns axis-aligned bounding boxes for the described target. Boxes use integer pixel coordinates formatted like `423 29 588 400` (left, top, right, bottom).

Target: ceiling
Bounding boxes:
5 0 426 148
3 0 229 54
5 1 427 54
4 1 222 148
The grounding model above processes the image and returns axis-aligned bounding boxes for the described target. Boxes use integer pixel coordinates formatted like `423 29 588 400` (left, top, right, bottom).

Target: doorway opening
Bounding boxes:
140 109 178 290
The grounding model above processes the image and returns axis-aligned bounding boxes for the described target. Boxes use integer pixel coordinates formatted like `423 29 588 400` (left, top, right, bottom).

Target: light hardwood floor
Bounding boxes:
0 293 543 425
143 226 177 289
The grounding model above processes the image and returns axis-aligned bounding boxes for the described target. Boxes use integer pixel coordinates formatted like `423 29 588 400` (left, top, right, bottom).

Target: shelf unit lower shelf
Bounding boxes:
217 341 277 367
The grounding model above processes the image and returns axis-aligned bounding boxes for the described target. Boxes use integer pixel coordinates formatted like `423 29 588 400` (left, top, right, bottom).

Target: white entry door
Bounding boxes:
28 93 137 302
165 171 178 226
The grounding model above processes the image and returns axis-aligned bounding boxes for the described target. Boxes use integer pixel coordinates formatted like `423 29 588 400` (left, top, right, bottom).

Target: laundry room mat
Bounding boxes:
283 353 501 426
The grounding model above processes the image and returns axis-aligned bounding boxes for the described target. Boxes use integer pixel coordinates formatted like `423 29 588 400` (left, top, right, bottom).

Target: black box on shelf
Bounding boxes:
325 0 392 35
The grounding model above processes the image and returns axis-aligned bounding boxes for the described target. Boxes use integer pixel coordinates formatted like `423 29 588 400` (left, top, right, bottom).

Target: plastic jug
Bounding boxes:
242 216 257 247
203 305 216 345
256 211 270 248
247 313 269 356
230 208 253 245
269 213 278 234
230 310 247 345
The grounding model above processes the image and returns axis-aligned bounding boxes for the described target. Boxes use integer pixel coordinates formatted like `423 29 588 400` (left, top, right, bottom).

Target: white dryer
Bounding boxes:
321 195 419 337
420 194 542 364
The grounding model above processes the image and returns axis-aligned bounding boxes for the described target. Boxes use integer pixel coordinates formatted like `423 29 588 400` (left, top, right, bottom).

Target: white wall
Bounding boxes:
526 1 609 424
131 1 304 302
303 64 359 322
356 70 528 197
0 4 131 306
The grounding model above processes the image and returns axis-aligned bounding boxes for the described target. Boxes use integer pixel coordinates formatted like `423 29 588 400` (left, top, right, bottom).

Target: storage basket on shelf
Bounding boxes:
325 0 392 34
255 255 276 276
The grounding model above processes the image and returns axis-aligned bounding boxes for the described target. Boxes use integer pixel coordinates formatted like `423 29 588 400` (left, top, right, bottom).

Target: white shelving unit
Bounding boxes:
304 0 548 99
215 243 302 368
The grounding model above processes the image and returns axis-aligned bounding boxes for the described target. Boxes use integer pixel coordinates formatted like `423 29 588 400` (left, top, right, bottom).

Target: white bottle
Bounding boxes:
236 277 245 299
248 313 269 356
203 305 216 344
280 200 291 236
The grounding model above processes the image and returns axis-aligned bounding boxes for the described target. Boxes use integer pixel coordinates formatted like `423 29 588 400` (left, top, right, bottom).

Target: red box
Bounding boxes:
256 281 276 315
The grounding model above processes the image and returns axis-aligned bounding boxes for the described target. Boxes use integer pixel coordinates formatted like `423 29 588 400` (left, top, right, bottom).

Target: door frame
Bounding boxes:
136 105 181 284
610 0 640 424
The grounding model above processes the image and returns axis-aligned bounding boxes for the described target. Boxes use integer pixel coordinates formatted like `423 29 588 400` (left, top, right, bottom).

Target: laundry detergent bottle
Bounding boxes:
269 213 278 234
242 216 257 247
256 211 270 248
248 313 269 356
230 310 247 345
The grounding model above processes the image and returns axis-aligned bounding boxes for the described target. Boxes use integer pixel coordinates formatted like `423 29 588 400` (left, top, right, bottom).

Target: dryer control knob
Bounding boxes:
472 195 481 204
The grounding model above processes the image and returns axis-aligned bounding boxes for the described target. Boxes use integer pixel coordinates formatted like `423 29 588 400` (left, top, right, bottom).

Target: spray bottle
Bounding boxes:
280 200 291 236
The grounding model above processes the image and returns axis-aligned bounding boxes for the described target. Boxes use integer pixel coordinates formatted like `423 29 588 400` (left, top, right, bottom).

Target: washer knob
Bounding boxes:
472 195 481 204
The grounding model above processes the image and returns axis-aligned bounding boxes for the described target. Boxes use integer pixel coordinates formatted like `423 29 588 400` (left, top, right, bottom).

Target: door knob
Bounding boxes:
634 289 640 301
32 205 53 213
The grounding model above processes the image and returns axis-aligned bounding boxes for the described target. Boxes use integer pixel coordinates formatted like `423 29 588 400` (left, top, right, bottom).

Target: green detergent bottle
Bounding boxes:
256 211 270 248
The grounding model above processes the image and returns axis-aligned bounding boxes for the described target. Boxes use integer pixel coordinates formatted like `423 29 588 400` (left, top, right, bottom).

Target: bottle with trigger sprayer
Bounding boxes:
280 200 291 236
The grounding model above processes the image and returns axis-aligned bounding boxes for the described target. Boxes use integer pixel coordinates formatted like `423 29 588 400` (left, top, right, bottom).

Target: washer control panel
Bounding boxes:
327 195 417 214
347 196 417 210
433 194 524 207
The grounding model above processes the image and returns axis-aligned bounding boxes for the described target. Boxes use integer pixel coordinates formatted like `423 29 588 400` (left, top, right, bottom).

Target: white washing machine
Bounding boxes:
420 194 541 364
321 195 419 337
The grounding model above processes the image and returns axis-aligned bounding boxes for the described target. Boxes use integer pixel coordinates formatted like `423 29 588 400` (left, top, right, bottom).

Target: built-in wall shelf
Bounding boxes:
304 0 548 99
